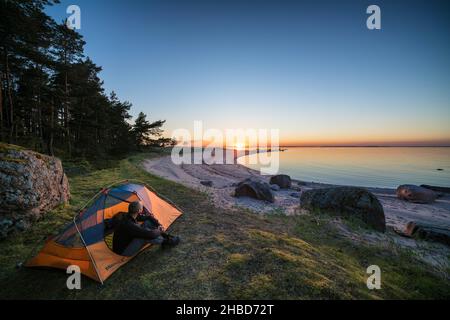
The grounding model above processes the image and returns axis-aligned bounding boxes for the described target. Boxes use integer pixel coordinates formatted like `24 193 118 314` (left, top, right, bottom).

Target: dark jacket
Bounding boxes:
112 213 161 255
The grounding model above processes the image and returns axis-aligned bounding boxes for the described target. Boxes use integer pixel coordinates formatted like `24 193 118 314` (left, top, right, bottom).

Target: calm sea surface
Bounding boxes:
237 147 450 188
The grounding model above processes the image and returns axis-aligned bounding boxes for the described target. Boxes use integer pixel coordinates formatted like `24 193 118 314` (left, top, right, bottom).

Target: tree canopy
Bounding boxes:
0 0 169 158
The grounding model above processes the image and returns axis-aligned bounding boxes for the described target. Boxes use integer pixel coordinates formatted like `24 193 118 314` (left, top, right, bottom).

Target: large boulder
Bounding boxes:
300 187 386 232
269 174 292 189
396 184 438 204
0 143 70 239
235 178 274 203
404 221 450 247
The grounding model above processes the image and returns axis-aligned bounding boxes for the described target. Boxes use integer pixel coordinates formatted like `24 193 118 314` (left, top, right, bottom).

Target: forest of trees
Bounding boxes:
0 0 172 159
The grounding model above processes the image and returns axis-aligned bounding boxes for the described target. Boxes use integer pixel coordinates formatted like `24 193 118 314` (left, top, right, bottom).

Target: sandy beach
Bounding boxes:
143 155 450 230
143 155 450 271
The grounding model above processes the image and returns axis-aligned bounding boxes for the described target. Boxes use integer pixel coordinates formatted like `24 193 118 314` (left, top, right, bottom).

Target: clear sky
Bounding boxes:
46 0 450 146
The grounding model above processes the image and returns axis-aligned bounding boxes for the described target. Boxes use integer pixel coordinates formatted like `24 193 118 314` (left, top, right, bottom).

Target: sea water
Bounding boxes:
238 147 450 189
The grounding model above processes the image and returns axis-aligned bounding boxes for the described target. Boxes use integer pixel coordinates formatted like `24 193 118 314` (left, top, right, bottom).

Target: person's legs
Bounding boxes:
143 219 159 229
121 238 147 256
142 219 180 245
121 236 164 256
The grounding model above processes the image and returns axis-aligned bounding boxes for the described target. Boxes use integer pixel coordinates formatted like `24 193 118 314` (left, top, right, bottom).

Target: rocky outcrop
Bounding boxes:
404 221 450 247
269 174 292 189
235 178 274 203
0 143 70 239
300 187 386 232
396 184 438 204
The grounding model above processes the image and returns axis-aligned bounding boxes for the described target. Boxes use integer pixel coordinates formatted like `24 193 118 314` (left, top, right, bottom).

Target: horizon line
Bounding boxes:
278 145 450 148
180 144 450 148
182 139 450 148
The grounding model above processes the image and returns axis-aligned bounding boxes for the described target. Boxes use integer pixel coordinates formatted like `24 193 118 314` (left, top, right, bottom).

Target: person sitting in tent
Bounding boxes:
112 201 180 256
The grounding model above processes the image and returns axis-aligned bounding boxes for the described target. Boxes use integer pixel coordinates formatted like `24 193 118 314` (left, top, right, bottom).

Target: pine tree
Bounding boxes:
132 112 166 150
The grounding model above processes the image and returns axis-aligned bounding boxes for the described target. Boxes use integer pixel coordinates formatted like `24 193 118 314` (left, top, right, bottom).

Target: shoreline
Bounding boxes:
143 154 450 272
143 155 450 231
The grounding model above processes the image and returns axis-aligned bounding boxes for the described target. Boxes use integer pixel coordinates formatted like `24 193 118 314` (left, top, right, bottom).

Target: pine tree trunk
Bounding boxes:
65 70 71 156
48 98 54 156
63 44 71 156
5 53 14 143
38 95 44 151
37 66 44 151
0 70 3 141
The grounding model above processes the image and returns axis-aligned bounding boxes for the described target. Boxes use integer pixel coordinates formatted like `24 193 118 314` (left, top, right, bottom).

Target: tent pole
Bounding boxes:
73 216 104 285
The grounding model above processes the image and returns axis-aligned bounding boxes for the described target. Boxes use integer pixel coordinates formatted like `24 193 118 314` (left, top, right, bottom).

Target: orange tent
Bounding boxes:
26 181 183 283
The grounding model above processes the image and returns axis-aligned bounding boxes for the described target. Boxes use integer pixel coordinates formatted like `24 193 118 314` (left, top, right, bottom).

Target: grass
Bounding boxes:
0 151 449 299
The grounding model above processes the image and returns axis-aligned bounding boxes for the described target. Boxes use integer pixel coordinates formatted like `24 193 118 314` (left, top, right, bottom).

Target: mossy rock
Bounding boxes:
300 187 386 232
